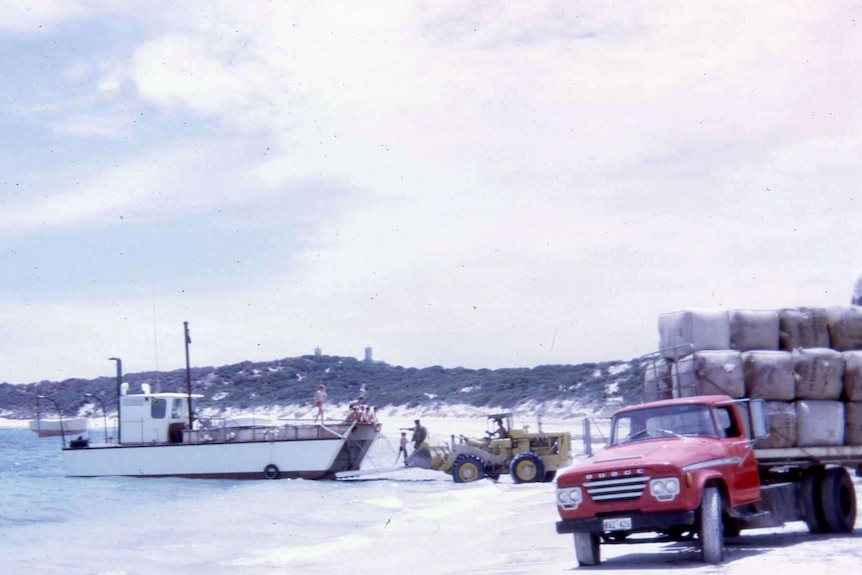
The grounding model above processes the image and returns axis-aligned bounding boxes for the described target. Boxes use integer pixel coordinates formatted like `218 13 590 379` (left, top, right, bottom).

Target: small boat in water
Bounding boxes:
30 416 89 438
63 383 381 480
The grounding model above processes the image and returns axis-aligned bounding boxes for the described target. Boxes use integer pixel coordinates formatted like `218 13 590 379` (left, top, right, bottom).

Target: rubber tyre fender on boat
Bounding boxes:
573 532 601 566
698 486 724 564
819 467 857 533
263 464 280 480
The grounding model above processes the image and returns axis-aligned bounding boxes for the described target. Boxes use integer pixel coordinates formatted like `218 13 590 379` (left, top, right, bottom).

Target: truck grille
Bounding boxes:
584 475 650 502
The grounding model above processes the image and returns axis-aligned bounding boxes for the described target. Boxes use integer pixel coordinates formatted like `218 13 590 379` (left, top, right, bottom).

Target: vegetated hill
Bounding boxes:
1 355 645 420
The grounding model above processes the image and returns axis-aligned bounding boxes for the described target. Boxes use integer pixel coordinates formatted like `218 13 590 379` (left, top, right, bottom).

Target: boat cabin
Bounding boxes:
119 383 201 444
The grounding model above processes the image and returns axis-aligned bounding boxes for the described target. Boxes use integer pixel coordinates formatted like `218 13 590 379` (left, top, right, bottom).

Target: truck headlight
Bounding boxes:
556 487 583 510
649 477 680 502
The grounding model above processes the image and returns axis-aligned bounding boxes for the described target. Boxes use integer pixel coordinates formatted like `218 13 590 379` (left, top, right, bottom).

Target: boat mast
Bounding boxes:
109 357 122 443
184 321 193 430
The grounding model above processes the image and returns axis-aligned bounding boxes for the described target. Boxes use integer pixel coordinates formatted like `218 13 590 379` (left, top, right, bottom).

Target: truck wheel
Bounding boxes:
699 486 724 564
510 453 545 484
820 467 857 533
453 455 485 483
573 532 601 566
801 468 828 533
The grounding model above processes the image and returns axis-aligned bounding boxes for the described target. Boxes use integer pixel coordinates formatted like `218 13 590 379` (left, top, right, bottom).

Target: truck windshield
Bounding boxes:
610 403 717 445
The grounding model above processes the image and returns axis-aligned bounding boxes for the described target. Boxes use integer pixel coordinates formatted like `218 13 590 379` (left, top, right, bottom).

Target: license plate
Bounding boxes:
603 517 632 531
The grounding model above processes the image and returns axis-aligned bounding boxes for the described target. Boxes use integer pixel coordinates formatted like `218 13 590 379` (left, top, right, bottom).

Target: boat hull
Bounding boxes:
63 422 379 480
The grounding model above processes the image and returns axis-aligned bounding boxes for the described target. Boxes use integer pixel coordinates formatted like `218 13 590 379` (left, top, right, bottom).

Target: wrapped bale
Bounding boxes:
729 309 779 351
755 401 797 448
672 350 745 398
643 357 673 402
826 306 862 351
741 350 795 400
843 350 862 401
659 309 730 360
844 402 862 445
796 400 844 446
792 348 844 399
778 307 830 350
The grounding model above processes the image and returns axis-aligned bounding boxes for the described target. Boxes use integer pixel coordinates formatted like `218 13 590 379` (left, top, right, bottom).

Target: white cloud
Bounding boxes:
0 140 257 233
51 113 130 138
4 1 862 383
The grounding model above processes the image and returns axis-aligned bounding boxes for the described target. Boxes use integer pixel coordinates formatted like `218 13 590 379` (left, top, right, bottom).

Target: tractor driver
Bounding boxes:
491 418 509 440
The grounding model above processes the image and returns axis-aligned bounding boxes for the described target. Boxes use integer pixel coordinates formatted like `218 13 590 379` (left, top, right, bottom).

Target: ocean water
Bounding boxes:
0 425 565 575
5 425 861 575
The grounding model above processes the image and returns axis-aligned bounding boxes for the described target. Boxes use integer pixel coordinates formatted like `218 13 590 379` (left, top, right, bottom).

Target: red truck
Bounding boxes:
555 394 859 566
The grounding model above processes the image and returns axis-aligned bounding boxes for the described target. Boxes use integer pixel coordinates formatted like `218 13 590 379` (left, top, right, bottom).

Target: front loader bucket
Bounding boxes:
405 443 449 471
406 446 433 469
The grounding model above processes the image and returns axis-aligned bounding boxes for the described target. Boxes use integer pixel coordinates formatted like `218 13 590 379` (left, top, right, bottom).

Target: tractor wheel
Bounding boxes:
542 470 557 483
698 486 724 564
820 467 857 533
510 453 545 484
573 533 601 566
452 455 485 483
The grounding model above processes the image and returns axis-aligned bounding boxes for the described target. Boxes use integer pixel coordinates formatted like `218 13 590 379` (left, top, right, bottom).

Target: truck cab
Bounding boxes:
555 395 767 565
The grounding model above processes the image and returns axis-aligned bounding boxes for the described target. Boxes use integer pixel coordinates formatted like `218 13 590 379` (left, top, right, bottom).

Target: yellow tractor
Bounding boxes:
407 413 572 483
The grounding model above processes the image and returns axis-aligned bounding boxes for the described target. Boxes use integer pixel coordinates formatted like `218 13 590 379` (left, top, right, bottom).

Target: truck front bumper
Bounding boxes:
556 510 696 535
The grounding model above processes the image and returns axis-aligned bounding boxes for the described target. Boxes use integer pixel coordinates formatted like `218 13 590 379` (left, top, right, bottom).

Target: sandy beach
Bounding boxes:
0 418 28 429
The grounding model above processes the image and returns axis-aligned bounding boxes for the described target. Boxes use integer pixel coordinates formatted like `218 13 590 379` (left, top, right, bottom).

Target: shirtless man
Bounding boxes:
396 431 409 465
492 418 509 439
313 384 327 423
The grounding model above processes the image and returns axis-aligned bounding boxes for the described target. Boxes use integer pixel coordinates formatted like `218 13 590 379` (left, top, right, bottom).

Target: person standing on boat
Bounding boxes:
313 384 327 423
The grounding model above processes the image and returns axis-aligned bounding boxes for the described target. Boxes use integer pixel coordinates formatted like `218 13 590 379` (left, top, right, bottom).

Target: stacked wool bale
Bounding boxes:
646 306 862 448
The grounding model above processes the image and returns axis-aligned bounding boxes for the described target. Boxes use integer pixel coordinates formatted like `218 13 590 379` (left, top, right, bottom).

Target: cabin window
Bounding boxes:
614 417 632 442
171 399 183 419
611 403 718 444
714 406 741 438
151 398 167 419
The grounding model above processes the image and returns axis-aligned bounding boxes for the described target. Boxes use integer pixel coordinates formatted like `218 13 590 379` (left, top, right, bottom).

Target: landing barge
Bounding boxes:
64 385 380 480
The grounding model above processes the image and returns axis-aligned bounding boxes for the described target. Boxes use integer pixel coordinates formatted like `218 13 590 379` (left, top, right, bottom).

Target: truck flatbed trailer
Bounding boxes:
755 446 862 468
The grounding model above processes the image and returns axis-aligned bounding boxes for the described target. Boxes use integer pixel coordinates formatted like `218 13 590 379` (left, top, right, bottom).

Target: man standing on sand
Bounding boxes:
410 419 428 452
313 384 327 423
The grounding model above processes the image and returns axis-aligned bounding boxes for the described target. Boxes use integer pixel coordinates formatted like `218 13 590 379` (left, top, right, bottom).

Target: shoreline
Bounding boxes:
1 400 610 437
0 418 29 429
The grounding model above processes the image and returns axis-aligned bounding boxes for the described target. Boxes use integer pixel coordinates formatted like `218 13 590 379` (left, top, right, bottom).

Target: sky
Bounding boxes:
2 1 862 385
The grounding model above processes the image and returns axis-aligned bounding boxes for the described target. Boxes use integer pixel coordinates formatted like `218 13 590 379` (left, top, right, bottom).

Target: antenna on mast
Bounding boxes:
184 321 193 430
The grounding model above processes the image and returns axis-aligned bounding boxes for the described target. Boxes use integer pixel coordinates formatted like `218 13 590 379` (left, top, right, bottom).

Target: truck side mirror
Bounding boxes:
748 399 770 440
